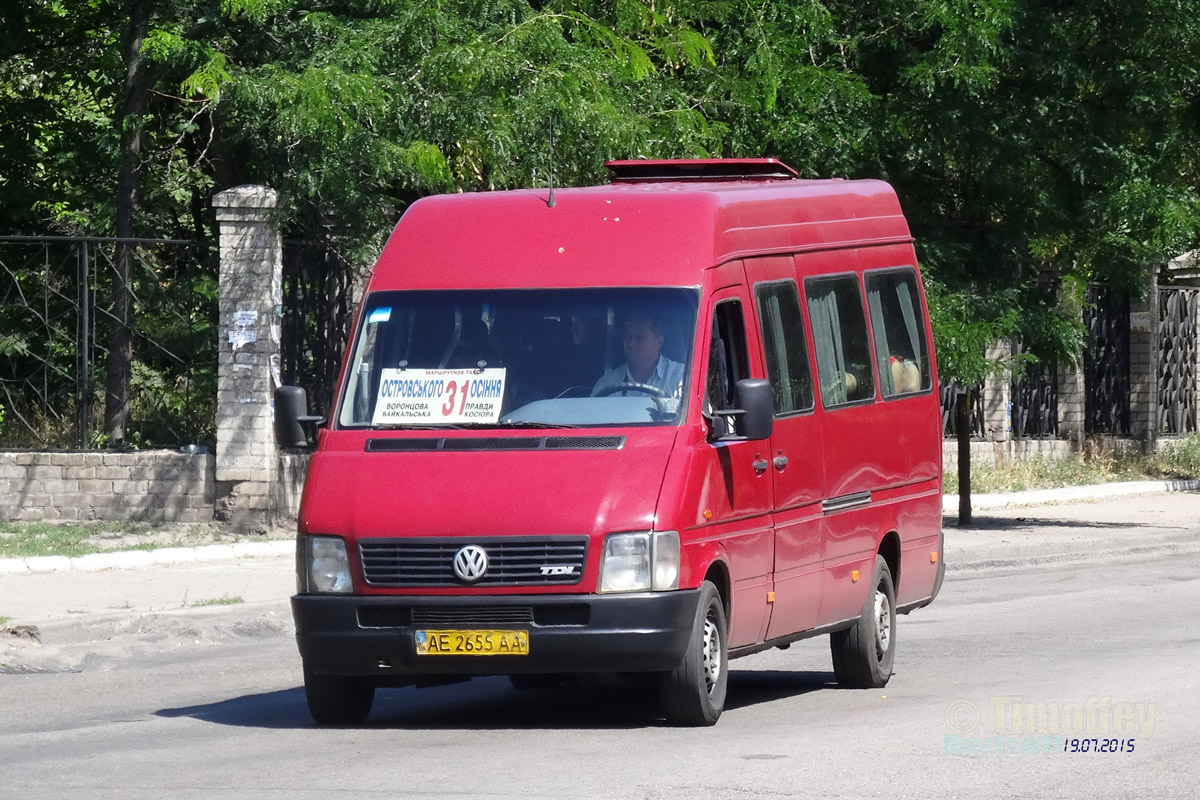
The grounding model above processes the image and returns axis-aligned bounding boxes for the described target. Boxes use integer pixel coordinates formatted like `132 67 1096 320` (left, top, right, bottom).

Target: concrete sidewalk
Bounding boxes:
2 481 1198 648
943 490 1200 569
0 554 294 646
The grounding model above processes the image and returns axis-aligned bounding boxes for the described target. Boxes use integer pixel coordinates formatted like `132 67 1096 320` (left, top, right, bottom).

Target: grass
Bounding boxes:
945 433 1200 494
0 522 150 558
0 522 257 559
0 616 10 627
191 595 244 607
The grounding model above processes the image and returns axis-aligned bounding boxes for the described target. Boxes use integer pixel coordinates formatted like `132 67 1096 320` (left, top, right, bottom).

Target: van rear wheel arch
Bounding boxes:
701 559 731 622
878 531 901 596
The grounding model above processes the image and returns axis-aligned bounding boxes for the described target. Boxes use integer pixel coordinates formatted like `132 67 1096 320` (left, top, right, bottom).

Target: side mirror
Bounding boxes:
274 386 326 449
733 378 773 440
709 378 774 441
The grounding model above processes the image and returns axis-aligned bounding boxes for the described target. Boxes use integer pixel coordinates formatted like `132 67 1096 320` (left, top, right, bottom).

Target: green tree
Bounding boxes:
2 0 1199 463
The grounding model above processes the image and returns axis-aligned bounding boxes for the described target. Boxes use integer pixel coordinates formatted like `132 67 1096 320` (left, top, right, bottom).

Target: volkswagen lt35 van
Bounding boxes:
276 158 946 726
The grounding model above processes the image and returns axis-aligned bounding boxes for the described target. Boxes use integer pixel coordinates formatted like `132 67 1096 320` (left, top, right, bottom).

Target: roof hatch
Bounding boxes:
605 158 800 183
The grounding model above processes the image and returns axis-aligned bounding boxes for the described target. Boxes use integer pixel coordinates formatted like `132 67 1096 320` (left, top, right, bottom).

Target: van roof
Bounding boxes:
370 161 912 291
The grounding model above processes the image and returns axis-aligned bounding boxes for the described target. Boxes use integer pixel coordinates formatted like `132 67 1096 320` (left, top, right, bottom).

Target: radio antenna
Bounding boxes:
547 116 556 208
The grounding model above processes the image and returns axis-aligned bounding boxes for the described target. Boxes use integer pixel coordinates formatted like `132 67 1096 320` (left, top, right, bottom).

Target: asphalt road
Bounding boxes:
3 501 1199 799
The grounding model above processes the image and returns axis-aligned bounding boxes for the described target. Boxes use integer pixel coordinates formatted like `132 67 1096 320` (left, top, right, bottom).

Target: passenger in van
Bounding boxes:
889 355 922 394
591 313 685 398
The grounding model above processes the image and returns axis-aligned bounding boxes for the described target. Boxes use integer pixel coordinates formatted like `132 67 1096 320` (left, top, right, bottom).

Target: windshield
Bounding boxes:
338 287 699 428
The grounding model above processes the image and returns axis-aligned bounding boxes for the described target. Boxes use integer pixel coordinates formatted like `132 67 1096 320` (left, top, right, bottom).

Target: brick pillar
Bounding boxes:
1129 269 1160 449
1057 286 1087 447
982 340 1012 442
212 186 283 532
1057 363 1087 444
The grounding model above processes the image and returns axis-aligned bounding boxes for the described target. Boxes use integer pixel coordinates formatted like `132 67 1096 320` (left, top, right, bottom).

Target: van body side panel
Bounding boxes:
792 246 943 624
677 272 775 648
743 255 827 638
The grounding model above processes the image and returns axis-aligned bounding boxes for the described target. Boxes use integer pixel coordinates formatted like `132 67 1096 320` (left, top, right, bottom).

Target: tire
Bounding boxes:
658 581 728 726
303 663 375 726
830 555 896 689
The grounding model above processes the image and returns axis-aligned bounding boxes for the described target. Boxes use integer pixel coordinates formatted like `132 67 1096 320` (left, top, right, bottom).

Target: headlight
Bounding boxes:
598 531 680 593
299 535 353 594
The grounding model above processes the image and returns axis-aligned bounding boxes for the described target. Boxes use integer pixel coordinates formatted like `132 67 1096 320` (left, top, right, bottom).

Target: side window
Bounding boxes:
705 301 750 436
754 281 814 415
865 268 933 397
805 275 875 407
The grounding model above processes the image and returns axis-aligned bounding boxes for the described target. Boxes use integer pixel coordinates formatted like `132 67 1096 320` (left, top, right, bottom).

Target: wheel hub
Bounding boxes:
702 612 722 692
874 589 891 658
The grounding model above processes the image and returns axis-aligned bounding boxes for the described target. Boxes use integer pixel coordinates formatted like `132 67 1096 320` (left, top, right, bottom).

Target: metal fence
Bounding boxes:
1158 286 1198 435
940 380 985 438
0 236 216 449
1010 338 1059 439
1083 284 1131 435
280 241 364 420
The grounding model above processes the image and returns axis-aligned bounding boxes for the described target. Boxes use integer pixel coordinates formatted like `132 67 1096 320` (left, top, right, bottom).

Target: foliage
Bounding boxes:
191 594 245 606
1 0 1199 436
923 280 1031 386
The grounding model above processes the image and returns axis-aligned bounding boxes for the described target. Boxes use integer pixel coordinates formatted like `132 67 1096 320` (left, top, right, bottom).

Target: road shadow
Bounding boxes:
155 669 834 730
157 687 313 729
945 516 1143 531
724 670 833 710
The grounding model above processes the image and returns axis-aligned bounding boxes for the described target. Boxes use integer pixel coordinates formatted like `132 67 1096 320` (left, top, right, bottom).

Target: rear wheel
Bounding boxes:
830 555 896 689
303 663 375 726
658 581 728 726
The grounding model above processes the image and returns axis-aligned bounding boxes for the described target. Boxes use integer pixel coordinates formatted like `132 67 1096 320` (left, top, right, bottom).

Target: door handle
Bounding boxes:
752 456 769 475
773 454 789 470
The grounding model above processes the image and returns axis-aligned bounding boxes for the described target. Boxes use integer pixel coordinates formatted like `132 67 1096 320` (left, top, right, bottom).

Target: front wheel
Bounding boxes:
830 555 896 689
658 581 728 726
303 663 375 726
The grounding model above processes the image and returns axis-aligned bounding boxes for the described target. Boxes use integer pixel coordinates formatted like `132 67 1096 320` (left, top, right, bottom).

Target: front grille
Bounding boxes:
359 537 588 587
356 604 588 628
411 606 534 625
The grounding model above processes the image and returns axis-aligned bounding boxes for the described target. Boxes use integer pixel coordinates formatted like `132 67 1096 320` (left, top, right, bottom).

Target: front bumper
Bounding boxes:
293 590 701 678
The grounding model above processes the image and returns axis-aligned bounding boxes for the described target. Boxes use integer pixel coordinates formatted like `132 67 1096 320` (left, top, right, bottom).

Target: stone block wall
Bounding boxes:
0 451 216 523
942 439 1075 473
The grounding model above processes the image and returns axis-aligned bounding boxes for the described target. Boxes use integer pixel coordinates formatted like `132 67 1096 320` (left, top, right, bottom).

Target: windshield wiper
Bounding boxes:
477 420 582 429
370 423 468 430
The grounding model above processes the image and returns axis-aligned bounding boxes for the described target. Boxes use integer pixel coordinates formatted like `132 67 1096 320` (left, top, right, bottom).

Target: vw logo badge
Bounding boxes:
453 545 489 582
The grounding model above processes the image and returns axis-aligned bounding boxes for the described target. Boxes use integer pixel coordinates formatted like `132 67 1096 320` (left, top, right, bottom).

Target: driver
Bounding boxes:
591 313 684 398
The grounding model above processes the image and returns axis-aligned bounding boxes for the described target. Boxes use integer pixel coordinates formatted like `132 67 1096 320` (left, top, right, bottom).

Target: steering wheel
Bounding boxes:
594 382 669 400
594 382 671 419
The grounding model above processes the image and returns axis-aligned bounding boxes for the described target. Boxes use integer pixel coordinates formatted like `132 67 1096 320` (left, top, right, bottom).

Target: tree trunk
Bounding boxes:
956 385 973 526
103 0 152 446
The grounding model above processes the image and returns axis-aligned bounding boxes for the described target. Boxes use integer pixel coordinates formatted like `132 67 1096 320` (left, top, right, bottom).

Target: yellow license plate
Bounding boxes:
414 629 530 656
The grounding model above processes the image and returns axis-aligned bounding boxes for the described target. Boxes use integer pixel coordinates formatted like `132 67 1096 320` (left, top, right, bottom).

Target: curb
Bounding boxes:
946 538 1200 573
10 598 295 647
0 540 293 576
942 478 1200 514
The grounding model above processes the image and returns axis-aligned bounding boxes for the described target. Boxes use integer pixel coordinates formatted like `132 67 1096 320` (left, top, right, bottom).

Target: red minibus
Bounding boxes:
276 158 945 726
